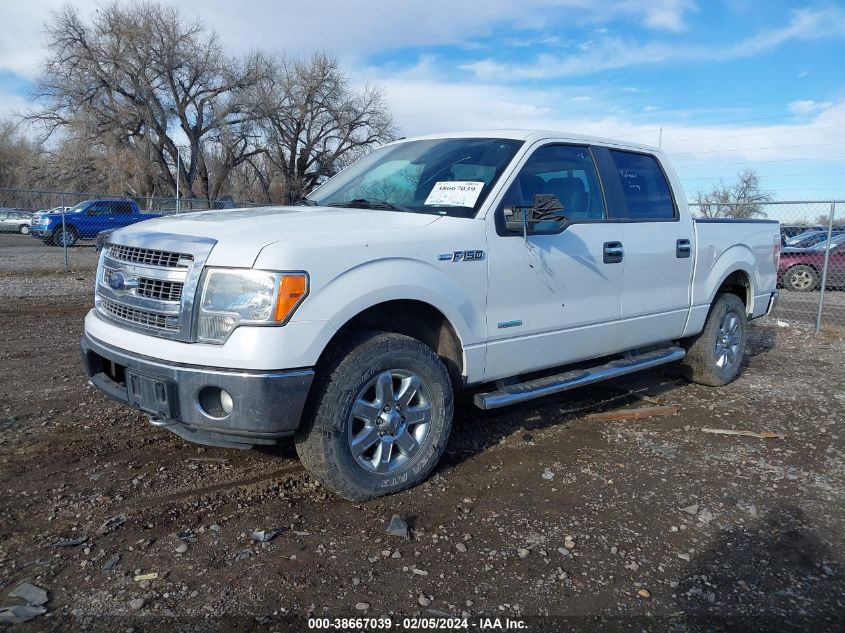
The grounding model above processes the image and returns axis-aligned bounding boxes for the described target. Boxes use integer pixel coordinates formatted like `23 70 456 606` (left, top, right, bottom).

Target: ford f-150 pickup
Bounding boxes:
81 131 780 500
32 199 160 247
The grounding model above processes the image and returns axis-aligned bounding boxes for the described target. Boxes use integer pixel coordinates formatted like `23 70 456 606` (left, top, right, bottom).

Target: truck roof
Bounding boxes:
394 129 660 153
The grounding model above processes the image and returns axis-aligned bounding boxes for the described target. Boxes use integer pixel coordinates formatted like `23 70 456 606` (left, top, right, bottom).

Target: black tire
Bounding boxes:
19 224 30 235
781 264 819 292
681 292 747 387
295 331 453 501
54 226 78 248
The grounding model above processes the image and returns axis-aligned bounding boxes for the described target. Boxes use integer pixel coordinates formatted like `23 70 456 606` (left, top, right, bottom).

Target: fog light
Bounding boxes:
198 387 233 419
220 389 233 414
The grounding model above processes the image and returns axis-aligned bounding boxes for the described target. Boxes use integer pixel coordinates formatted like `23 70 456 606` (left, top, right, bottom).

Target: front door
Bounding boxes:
483 143 625 382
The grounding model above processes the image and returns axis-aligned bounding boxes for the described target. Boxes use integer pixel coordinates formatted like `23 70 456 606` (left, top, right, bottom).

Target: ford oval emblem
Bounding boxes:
108 270 139 291
108 271 128 290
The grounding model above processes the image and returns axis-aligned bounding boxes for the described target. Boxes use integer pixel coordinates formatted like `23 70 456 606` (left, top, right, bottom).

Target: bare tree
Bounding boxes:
0 120 35 190
251 53 396 204
693 169 773 218
29 1 267 199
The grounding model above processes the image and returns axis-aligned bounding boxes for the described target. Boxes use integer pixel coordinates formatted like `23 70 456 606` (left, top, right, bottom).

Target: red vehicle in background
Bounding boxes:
778 233 845 292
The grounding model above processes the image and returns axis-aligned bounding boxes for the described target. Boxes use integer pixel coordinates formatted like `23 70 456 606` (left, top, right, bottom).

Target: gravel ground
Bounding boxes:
0 236 843 632
0 234 99 275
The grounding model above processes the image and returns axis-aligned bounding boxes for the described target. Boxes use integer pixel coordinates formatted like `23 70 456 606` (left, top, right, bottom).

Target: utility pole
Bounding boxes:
175 149 180 213
658 126 663 149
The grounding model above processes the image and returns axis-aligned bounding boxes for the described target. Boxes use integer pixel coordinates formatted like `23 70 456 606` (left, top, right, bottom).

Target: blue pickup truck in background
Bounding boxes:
31 199 161 247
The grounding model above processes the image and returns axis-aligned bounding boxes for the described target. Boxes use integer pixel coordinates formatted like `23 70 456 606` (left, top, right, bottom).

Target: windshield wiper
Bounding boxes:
327 198 415 213
294 197 319 206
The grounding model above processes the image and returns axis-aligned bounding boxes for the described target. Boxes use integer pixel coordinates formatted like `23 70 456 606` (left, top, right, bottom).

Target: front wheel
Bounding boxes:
681 292 747 387
295 331 453 501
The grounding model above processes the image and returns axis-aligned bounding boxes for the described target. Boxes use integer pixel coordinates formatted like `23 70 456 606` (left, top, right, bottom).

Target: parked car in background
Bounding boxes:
780 225 820 243
0 209 33 234
785 229 845 249
32 206 72 220
30 199 161 247
779 233 845 291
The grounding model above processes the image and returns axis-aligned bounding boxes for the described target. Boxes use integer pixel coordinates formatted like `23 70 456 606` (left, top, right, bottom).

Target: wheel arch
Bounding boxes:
319 299 466 388
298 257 485 384
696 244 759 314
715 269 753 313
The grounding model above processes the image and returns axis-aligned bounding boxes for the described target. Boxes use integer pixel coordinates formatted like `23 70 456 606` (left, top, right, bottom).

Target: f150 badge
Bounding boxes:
438 250 485 262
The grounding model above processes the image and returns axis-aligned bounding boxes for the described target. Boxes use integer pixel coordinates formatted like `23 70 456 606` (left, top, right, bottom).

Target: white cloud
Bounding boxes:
363 59 845 170
570 95 593 101
462 7 845 80
0 0 701 79
788 100 833 115
643 0 696 32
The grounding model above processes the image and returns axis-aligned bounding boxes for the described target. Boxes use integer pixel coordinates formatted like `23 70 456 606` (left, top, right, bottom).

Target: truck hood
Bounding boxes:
111 206 442 267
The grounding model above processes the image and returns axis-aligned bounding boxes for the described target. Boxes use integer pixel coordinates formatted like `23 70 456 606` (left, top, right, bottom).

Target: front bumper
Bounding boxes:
81 332 314 448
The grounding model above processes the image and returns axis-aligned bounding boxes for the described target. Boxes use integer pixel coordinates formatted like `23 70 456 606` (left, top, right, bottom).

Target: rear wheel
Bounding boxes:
19 224 30 235
781 264 818 292
681 292 747 387
295 331 453 501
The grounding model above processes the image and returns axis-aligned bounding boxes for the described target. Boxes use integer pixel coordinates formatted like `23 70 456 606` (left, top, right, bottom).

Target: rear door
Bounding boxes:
593 147 694 349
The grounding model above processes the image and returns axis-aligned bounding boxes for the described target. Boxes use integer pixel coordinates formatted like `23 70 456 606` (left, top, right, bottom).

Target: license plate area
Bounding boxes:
125 370 178 419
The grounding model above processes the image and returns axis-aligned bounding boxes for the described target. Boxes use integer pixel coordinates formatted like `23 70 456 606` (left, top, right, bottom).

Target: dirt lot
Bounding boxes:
1 234 844 631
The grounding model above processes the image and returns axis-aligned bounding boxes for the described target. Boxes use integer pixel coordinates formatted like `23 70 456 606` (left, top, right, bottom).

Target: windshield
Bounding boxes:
67 202 89 213
307 138 524 218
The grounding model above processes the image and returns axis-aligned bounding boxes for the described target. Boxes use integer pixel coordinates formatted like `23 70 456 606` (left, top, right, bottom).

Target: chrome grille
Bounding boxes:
100 299 180 331
108 244 193 268
136 277 184 302
95 233 216 341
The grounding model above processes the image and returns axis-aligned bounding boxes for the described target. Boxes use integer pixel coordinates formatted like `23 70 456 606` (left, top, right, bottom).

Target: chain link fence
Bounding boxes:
2 188 842 331
689 201 844 332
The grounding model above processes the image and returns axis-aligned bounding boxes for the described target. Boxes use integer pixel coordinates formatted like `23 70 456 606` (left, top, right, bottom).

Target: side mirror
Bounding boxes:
504 193 568 234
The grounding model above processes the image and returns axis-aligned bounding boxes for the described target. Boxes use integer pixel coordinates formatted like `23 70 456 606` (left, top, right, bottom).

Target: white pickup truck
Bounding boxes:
81 130 780 500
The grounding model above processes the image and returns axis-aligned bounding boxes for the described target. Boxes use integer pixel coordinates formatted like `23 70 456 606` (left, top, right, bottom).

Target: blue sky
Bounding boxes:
1 0 844 210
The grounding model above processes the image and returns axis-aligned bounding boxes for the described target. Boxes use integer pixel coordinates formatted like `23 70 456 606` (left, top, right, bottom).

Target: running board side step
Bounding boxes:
474 346 686 410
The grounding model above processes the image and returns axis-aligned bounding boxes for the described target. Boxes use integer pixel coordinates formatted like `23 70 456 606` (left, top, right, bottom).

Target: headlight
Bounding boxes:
196 269 308 343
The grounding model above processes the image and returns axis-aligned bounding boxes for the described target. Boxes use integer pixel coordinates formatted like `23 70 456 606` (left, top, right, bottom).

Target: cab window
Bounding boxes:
497 144 606 234
607 150 675 220
113 201 133 215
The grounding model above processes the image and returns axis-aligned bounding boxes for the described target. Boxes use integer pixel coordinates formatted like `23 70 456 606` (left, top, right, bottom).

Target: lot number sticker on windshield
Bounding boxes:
424 181 485 207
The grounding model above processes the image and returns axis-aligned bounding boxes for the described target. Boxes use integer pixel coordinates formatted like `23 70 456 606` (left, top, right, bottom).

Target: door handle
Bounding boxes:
676 238 692 258
603 241 624 264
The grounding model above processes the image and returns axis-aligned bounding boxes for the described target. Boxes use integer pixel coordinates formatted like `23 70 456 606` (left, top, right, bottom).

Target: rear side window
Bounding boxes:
113 202 133 215
607 150 675 220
